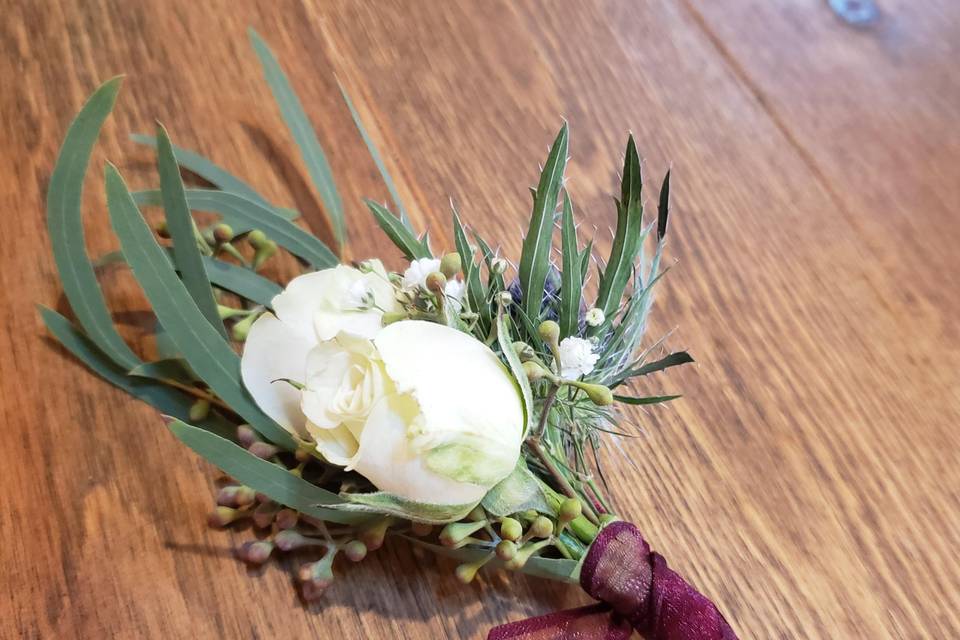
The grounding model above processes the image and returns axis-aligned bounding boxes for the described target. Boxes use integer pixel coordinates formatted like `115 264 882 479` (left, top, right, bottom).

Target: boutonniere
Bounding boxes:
42 28 736 640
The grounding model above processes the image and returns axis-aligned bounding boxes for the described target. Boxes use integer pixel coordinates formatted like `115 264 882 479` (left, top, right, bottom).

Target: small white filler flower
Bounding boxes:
557 336 599 379
402 257 442 289
584 307 605 327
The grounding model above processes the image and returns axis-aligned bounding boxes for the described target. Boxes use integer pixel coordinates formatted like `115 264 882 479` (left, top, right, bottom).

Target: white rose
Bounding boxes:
239 262 398 441
242 306 524 503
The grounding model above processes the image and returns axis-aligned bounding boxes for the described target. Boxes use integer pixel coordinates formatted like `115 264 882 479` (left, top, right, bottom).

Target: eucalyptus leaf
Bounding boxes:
40 306 234 439
106 166 297 450
196 254 281 308
330 491 476 525
482 459 552 517
365 199 430 260
336 78 412 230
155 123 227 338
558 191 581 339
167 420 370 525
133 189 337 268
129 358 199 383
130 134 272 209
248 28 346 249
518 123 568 321
47 77 140 371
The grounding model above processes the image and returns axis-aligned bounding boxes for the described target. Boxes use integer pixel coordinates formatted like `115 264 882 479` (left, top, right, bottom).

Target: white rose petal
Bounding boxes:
558 336 599 379
402 257 441 289
272 262 398 342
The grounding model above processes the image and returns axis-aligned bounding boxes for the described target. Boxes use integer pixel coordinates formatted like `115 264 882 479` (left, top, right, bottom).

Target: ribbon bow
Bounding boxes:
488 521 738 640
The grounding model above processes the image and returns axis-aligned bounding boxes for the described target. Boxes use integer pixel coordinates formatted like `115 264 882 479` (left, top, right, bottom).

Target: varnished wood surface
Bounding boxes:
2 1 958 637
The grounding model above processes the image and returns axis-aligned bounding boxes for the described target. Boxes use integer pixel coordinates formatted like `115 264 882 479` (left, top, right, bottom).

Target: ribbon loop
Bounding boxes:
488 521 737 640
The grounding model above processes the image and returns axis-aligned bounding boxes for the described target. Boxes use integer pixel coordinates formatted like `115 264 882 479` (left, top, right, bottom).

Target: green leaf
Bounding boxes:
167 420 369 525
130 134 271 208
336 78 412 230
330 491 475 525
452 206 487 326
47 77 140 371
578 240 592 288
198 254 281 308
133 189 337 268
98 248 281 309
129 358 199 383
613 393 681 405
473 231 506 292
248 28 346 249
593 135 644 333
482 459 552 516
558 191 581 339
657 169 671 241
105 165 297 450
365 199 430 260
155 123 227 339
496 301 534 437
39 306 234 439
617 351 694 384
518 123 568 321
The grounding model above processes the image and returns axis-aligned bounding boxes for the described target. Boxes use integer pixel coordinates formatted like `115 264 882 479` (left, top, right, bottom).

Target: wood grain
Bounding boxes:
2 0 958 637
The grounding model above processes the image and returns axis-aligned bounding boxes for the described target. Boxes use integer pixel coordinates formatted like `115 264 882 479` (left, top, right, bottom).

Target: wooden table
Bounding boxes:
3 1 958 637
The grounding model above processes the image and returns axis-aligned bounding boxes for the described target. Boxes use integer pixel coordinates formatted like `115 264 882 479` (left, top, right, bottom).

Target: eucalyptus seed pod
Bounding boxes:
188 398 211 422
274 530 325 552
410 521 433 537
247 441 279 459
252 500 281 529
237 540 274 565
155 220 170 238
298 552 336 601
208 506 248 528
529 516 554 539
491 257 508 275
247 229 268 250
359 517 392 551
216 484 257 508
252 240 278 270
575 381 614 406
455 555 492 584
499 517 523 541
511 341 536 362
439 252 462 278
343 540 368 562
236 425 258 448
212 223 234 244
522 360 549 381
558 498 583 524
439 520 487 547
538 320 561 346
424 271 447 295
495 539 517 562
275 508 299 530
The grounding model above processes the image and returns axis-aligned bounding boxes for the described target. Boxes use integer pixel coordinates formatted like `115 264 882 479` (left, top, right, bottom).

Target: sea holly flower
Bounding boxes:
557 336 598 379
241 266 524 504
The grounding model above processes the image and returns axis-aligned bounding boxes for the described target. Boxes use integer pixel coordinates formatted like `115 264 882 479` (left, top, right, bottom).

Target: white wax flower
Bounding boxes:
444 278 466 310
585 307 605 327
241 303 524 504
558 336 599 379
402 257 442 289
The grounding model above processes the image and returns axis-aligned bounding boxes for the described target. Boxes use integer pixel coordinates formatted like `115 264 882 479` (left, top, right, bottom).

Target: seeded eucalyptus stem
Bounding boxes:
528 438 600 525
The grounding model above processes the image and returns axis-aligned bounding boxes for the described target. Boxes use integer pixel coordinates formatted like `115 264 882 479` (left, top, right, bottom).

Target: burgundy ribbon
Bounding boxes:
488 521 738 640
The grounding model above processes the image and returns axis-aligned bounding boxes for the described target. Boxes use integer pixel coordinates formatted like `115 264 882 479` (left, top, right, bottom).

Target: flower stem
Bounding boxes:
527 438 600 525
